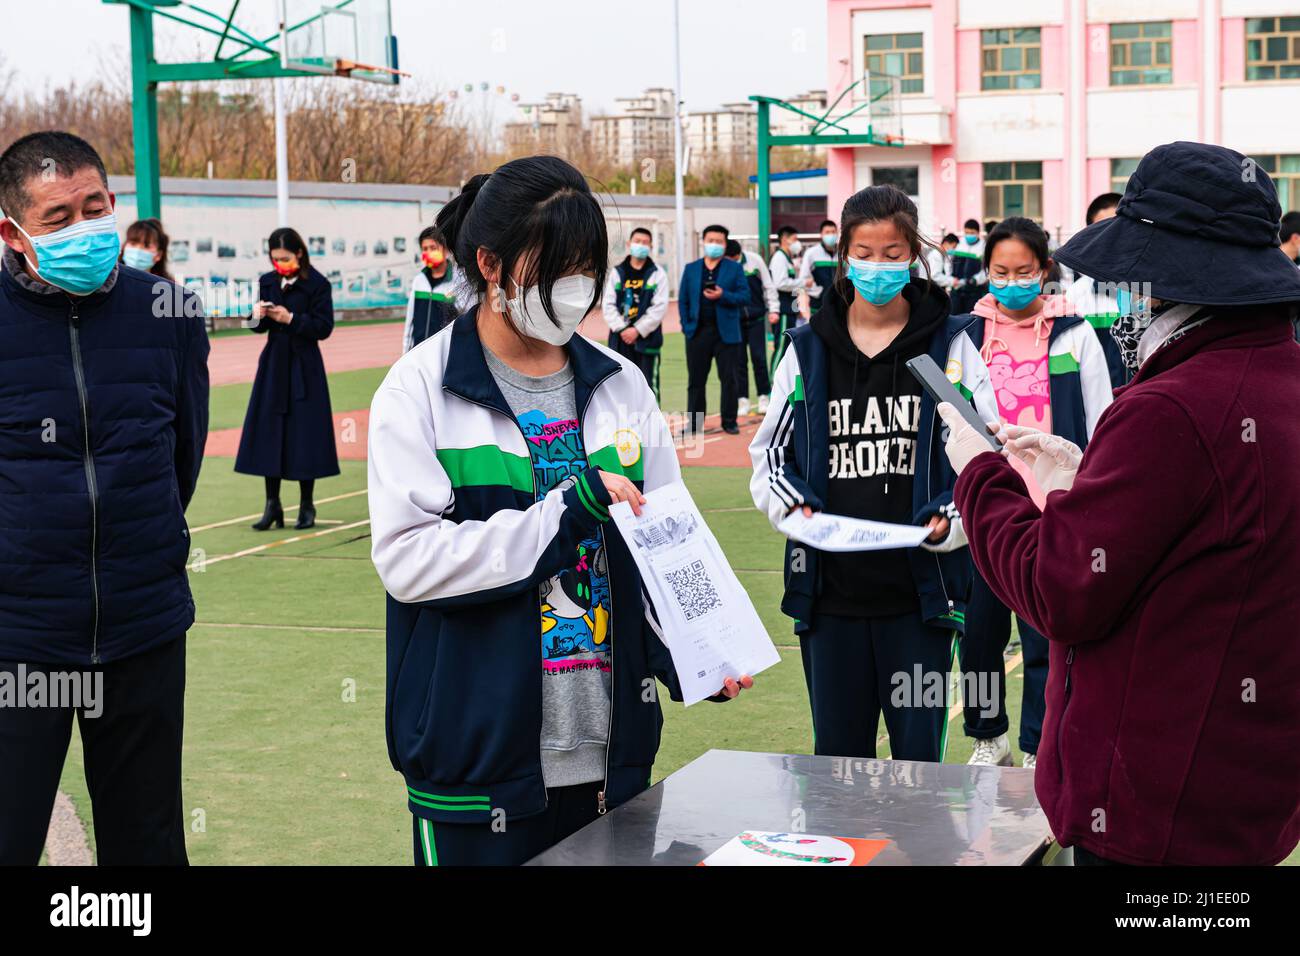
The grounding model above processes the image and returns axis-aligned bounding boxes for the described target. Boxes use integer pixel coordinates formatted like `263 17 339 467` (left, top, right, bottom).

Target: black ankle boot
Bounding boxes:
295 503 316 529
252 498 284 531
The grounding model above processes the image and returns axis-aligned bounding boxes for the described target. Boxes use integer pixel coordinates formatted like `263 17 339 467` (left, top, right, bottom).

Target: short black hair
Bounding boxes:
983 216 1050 270
942 232 959 244
418 225 445 247
963 219 980 231
984 219 998 234
0 130 108 223
1278 211 1300 243
777 224 798 239
724 238 743 258
702 223 729 240
819 219 836 231
629 226 653 242
435 155 607 332
1085 192 1122 225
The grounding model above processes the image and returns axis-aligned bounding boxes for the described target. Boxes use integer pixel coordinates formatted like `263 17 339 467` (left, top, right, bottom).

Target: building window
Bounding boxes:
1110 157 1141 193
865 32 924 94
981 28 1042 90
1246 17 1300 81
871 166 920 196
1110 22 1173 86
983 162 1043 221
1250 154 1300 209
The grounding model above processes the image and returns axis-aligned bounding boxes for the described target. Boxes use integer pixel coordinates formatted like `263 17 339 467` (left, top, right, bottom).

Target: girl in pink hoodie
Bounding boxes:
956 218 1112 771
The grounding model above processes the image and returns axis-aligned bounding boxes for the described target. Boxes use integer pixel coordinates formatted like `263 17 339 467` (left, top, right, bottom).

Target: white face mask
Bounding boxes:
789 239 803 256
502 273 596 345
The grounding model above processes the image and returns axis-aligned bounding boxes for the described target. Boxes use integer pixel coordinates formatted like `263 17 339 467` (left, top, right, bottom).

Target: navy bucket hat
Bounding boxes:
1054 141 1300 306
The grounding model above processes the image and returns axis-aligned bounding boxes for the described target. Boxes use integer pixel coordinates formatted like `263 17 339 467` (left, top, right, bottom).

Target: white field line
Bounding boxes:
188 488 369 533
201 519 371 566
193 621 383 634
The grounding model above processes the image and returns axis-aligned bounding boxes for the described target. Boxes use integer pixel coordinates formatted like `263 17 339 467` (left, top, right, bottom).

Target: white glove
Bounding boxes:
999 424 1083 496
937 403 1000 476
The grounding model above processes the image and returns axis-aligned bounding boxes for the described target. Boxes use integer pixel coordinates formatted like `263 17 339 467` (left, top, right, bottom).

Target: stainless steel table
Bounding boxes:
527 749 1057 866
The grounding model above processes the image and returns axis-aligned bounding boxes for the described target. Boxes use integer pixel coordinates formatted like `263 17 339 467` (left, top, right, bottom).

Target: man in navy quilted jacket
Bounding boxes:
0 131 209 865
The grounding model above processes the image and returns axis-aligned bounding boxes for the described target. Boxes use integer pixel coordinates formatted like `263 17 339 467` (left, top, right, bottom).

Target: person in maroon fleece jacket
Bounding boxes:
937 141 1300 866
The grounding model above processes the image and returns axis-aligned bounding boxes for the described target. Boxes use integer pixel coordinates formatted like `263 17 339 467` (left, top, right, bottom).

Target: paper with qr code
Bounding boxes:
609 480 780 705
776 510 930 552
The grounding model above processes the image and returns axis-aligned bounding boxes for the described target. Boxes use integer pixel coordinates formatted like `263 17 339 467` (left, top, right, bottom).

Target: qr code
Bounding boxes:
664 559 722 621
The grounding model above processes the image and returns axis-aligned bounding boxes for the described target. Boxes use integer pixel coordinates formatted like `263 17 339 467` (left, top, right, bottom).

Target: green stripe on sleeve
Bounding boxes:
587 444 646 483
791 374 805 403
435 446 533 495
1085 312 1118 330
1048 352 1081 375
575 473 609 520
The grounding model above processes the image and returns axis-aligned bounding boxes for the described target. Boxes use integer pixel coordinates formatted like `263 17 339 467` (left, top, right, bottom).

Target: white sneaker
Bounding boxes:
1022 752 1037 769
737 397 751 417
968 733 1013 766
757 394 770 414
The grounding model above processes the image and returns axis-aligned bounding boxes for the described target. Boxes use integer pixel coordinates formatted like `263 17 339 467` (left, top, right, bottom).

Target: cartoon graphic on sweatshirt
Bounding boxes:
518 409 611 673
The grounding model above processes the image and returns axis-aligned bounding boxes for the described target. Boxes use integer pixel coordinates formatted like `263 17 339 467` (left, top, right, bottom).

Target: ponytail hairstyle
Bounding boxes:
834 184 939 302
122 217 172 281
982 217 1050 272
435 155 607 335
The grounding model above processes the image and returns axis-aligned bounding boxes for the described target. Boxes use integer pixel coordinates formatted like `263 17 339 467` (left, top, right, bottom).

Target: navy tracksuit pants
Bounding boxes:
960 573 1049 754
412 781 602 866
799 611 957 762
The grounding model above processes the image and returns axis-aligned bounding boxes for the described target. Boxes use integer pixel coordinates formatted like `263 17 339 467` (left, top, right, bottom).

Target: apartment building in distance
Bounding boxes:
823 0 1300 240
504 92 587 154
589 88 677 165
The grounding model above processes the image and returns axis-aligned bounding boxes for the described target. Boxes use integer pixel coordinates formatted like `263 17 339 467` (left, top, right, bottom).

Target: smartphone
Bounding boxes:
703 281 718 291
905 354 1002 450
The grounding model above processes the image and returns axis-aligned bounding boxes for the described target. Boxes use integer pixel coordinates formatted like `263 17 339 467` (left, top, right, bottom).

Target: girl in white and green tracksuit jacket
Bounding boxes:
368 155 749 867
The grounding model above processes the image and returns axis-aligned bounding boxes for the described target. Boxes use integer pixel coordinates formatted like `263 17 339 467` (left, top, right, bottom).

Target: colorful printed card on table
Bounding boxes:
699 831 891 866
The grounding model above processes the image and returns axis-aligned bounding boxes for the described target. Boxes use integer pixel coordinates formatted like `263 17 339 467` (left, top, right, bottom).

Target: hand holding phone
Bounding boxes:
905 354 1002 451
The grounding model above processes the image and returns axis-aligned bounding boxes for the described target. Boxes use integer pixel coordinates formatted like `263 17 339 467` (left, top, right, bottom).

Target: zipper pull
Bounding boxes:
596 790 607 815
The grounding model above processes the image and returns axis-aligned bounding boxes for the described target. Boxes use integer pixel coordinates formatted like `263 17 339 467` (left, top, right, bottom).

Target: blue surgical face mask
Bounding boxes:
964 234 979 245
122 245 156 271
821 233 838 250
10 212 120 295
989 274 1042 311
846 257 912 306
703 242 725 259
629 242 650 260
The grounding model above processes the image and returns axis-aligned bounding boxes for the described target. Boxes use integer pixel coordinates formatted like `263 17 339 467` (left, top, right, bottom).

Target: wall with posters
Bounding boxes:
109 176 760 318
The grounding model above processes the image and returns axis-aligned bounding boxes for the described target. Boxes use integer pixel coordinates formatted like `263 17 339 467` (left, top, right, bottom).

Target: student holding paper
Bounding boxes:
368 155 749 867
749 184 997 763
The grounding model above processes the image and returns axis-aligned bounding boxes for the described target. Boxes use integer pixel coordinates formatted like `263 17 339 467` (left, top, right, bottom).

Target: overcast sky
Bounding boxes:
3 0 829 116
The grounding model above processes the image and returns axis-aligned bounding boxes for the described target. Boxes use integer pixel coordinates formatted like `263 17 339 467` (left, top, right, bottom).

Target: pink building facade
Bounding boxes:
825 0 1300 242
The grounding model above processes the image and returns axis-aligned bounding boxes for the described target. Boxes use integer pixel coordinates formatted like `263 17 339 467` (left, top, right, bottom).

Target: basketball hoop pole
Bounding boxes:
273 77 290 227
671 0 687 292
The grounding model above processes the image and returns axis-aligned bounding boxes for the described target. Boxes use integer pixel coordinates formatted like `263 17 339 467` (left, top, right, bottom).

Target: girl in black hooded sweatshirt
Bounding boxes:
750 185 998 761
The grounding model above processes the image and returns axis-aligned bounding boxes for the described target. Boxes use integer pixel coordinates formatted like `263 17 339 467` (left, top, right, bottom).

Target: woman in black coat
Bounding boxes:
235 227 340 530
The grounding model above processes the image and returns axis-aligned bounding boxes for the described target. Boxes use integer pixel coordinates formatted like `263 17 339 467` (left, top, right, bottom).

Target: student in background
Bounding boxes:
119 217 173 280
925 232 958 294
768 224 803 373
403 224 474 352
952 217 1112 769
726 238 778 417
751 185 998 764
236 226 339 531
1065 192 1127 387
1281 211 1300 264
678 224 750 435
949 218 986 314
797 219 839 317
368 155 751 866
601 226 668 400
